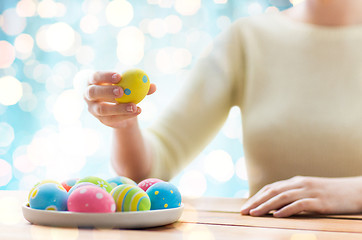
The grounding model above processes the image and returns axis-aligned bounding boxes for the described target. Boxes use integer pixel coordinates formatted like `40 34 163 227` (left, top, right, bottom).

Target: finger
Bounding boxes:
85 85 123 102
88 102 138 117
273 198 319 218
241 180 302 215
90 71 121 85
248 189 304 217
147 83 157 95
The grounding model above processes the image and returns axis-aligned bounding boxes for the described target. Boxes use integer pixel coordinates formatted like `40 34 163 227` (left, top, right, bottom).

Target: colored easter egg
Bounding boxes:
146 182 182 210
29 183 68 211
68 185 116 213
28 179 62 202
114 69 150 104
61 178 79 192
110 184 151 212
107 176 137 189
76 176 113 193
138 178 164 192
68 182 96 196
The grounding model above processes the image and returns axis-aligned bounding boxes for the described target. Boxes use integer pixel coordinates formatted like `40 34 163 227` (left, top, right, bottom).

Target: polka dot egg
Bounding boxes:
107 176 137 189
29 183 68 211
28 180 62 202
138 178 164 192
76 176 113 193
111 184 151 212
114 69 150 104
68 185 116 213
146 182 182 210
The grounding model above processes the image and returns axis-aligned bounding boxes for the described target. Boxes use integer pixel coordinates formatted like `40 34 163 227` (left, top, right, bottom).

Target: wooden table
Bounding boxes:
1 191 362 240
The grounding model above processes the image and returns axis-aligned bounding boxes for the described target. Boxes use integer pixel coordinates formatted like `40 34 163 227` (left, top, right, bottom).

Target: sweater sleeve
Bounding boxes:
145 21 245 181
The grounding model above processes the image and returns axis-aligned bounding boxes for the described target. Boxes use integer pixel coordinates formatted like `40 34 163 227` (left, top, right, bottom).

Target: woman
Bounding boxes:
84 0 362 217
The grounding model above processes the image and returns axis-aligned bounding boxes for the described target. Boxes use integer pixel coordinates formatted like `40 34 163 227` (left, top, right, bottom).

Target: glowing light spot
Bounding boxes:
0 159 12 187
174 0 201 16
76 46 95 65
106 0 133 27
73 69 94 95
0 76 23 106
46 22 76 52
16 0 37 17
13 154 35 173
37 0 63 18
0 196 22 225
14 34 34 55
165 15 182 34
1 8 27 36
0 122 14 147
117 27 145 66
53 89 84 124
148 18 168 38
0 41 15 69
179 170 207 197
203 150 234 182
248 2 263 16
80 15 99 34
235 157 248 181
214 0 227 3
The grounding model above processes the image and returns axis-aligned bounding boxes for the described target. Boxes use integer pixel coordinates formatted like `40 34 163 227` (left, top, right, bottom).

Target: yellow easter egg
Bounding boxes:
114 69 150 104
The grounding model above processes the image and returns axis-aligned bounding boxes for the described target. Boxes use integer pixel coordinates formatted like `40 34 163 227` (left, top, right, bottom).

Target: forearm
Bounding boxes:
111 118 153 182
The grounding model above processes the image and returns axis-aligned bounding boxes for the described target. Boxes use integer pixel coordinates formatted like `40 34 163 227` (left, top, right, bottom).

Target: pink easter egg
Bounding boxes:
138 178 164 192
67 185 116 213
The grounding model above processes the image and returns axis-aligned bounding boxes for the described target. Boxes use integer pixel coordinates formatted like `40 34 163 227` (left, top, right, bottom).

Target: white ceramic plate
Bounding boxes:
22 203 184 229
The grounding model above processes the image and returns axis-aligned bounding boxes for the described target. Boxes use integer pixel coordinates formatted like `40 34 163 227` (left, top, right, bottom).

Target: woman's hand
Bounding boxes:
84 71 156 128
241 176 362 217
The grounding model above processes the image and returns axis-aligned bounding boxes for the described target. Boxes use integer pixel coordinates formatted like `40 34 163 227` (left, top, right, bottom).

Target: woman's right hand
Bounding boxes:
84 71 156 128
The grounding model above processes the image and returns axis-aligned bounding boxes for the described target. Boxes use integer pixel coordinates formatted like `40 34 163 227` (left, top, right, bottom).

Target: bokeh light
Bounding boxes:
0 41 15 68
117 26 145 66
16 0 37 17
14 34 34 57
53 89 84 124
0 159 12 187
174 0 201 16
0 76 23 106
1 8 26 36
106 0 133 27
203 150 234 182
179 170 207 197
0 122 15 148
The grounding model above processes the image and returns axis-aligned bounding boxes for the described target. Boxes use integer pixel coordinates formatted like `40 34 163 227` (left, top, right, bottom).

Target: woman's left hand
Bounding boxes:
240 176 362 217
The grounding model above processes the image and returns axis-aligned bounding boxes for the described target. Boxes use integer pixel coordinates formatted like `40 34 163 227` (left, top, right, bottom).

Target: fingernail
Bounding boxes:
127 105 134 112
113 88 121 96
112 73 121 83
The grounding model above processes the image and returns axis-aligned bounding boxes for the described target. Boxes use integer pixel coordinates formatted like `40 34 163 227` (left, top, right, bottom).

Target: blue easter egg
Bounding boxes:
146 182 182 210
107 176 137 189
68 182 96 196
29 183 68 211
